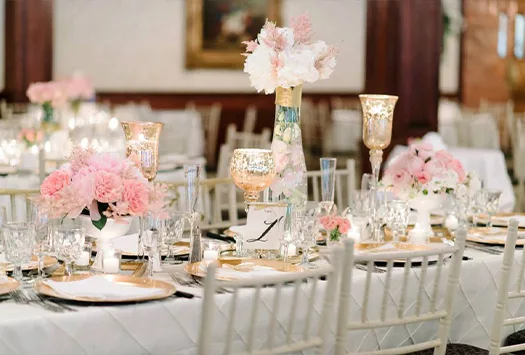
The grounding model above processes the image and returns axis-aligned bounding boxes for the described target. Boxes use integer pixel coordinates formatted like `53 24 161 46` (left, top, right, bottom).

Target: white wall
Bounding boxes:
52 0 459 94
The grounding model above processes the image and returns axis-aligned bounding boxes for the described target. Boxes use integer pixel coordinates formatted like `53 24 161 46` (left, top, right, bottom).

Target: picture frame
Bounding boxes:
185 0 281 69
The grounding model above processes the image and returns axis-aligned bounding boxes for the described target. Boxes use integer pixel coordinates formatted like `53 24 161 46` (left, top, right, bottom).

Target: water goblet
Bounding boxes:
292 210 320 269
162 211 185 265
485 189 503 229
143 213 163 276
3 222 35 281
30 204 52 279
185 164 202 263
386 200 410 243
54 227 85 276
319 157 337 213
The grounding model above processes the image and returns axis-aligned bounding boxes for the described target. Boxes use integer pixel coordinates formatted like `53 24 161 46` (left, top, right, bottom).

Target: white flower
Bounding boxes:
467 172 482 197
310 40 337 79
243 43 278 94
277 45 319 88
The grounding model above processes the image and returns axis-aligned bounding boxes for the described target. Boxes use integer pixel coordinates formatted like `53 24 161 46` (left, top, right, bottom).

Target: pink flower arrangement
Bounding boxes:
18 128 44 147
34 147 167 230
382 142 466 200
319 210 350 242
26 82 68 109
243 14 338 94
63 73 94 101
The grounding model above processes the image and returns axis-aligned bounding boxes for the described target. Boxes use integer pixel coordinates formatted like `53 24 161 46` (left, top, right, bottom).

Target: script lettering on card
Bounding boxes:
244 203 287 250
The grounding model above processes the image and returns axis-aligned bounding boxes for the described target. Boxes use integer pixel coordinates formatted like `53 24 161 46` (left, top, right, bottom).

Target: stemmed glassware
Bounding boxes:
319 157 337 213
359 94 398 241
30 204 53 279
479 189 503 230
386 200 410 243
292 208 320 269
142 213 163 276
3 222 35 281
162 211 185 264
54 227 85 276
230 148 276 211
185 164 202 263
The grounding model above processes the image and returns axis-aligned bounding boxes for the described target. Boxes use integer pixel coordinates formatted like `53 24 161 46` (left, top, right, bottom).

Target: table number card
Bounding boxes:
244 203 287 250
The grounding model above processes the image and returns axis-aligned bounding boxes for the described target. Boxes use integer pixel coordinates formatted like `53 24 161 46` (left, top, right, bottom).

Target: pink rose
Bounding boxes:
123 179 149 215
423 156 447 178
415 170 431 184
435 150 466 182
338 219 350 234
410 142 434 161
40 170 71 196
94 171 123 203
88 153 124 174
63 73 94 100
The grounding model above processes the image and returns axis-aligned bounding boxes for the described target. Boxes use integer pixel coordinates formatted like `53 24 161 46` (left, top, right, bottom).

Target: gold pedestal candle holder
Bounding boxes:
230 149 276 211
121 121 163 262
359 94 398 241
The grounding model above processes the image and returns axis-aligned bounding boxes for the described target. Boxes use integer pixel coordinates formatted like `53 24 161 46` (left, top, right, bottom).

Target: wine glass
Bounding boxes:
54 227 85 276
162 211 185 264
292 208 320 269
143 213 163 276
230 148 276 211
386 200 410 243
184 164 202 263
3 222 35 281
485 189 503 229
30 203 52 279
319 157 337 213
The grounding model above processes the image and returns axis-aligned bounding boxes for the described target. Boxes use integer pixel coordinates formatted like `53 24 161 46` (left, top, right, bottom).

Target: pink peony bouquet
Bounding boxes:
26 81 68 110
382 142 466 200
319 214 350 242
18 128 44 148
34 147 167 230
243 14 338 94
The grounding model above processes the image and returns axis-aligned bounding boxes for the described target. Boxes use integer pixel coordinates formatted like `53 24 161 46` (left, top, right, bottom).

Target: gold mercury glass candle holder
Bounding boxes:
359 94 398 241
120 121 164 182
230 148 276 211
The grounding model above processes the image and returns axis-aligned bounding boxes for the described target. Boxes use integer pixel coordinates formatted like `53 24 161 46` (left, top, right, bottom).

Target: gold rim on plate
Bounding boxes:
35 275 177 303
0 277 19 296
354 242 435 263
219 248 320 264
93 240 190 257
491 213 525 228
1 255 57 272
466 227 525 245
185 258 304 281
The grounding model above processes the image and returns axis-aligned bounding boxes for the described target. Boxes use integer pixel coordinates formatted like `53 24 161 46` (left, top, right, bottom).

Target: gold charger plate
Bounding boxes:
185 259 303 281
92 240 190 257
218 247 320 265
0 277 19 296
354 242 437 264
35 275 177 303
1 255 57 272
466 227 525 246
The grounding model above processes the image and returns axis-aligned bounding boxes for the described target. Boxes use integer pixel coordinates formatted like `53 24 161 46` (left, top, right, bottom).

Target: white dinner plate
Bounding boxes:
95 234 190 257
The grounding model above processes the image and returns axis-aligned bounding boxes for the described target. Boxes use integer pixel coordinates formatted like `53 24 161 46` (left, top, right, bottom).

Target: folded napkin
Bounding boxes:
44 276 165 300
200 262 284 280
469 228 525 241
492 215 525 227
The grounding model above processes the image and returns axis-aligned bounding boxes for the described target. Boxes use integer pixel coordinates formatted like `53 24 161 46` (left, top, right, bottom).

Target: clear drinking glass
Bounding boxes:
319 157 337 213
162 211 185 264
292 207 320 269
386 200 410 243
30 204 52 279
3 222 36 281
485 189 503 229
471 189 489 228
54 227 85 276
184 164 202 263
73 242 92 273
143 213 163 276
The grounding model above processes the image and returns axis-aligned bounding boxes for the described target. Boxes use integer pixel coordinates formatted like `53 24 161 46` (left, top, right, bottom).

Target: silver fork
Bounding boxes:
355 263 387 274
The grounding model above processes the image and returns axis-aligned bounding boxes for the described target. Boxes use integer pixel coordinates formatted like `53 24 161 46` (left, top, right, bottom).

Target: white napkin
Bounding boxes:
44 276 165 300
492 215 525 228
200 262 283 280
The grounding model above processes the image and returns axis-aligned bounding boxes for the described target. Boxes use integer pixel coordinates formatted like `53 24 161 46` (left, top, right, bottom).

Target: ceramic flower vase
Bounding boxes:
78 215 133 271
408 194 444 242
267 85 307 207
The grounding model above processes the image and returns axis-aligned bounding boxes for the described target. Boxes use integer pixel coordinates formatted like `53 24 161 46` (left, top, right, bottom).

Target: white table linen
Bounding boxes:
388 145 515 212
0 245 522 354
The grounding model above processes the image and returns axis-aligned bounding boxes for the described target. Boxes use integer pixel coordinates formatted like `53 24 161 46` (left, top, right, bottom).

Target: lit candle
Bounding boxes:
445 215 459 231
288 244 297 256
102 249 120 274
203 249 218 261
74 251 90 266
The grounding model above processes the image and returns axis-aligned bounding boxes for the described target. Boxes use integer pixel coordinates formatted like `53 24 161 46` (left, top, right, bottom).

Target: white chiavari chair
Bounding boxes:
0 188 39 222
480 99 514 153
225 124 271 150
186 101 222 168
318 100 333 156
307 159 356 209
487 219 525 354
198 247 344 355
162 177 244 231
335 229 470 355
243 105 257 134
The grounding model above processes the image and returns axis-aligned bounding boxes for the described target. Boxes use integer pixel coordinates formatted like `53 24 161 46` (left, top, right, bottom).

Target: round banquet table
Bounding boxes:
0 242 522 354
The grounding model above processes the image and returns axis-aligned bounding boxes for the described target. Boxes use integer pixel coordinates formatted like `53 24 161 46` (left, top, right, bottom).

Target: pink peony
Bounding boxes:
94 171 123 203
415 170 431 184
63 73 94 100
435 150 466 182
410 142 434 161
88 153 123 174
40 170 71 197
338 218 350 234
424 155 447 178
122 179 149 216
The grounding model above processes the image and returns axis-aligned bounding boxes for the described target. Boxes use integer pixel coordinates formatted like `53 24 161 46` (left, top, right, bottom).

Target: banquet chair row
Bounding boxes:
307 159 356 209
224 124 272 151
186 102 222 168
0 188 39 222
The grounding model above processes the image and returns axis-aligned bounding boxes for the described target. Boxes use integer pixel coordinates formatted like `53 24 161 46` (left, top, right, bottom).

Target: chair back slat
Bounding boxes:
335 229 467 355
431 256 444 313
198 248 345 355
0 189 40 222
517 239 525 292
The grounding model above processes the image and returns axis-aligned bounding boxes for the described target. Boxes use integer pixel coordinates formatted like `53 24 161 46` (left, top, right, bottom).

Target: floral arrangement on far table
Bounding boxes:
319 209 350 243
18 128 44 148
382 142 466 200
242 14 338 94
34 147 166 230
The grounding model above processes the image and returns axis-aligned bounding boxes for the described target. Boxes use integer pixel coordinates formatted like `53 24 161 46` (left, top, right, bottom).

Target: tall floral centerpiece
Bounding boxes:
243 14 337 208
382 143 466 238
26 81 68 131
34 147 166 269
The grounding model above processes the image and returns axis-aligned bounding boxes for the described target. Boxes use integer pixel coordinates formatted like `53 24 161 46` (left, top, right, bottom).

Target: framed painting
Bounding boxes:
186 0 281 69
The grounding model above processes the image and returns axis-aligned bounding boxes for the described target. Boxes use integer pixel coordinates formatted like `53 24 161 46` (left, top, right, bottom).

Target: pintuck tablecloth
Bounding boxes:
0 244 523 355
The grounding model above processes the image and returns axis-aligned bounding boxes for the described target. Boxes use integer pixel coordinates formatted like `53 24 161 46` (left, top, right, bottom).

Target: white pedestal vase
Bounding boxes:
77 215 133 271
408 194 445 243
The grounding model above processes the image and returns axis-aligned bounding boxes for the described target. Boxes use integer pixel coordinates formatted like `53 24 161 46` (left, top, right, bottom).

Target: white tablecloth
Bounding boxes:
0 243 522 354
388 145 515 212
153 110 205 158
